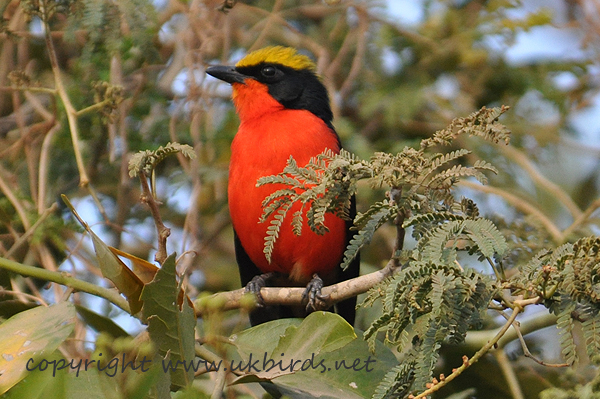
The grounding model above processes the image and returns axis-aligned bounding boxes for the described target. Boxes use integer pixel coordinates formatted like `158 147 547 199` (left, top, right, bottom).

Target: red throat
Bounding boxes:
232 80 284 121
228 79 345 282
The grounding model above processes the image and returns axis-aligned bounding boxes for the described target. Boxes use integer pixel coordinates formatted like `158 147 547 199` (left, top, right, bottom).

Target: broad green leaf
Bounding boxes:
230 312 398 399
0 302 76 394
62 195 144 314
5 352 119 399
229 318 301 361
141 253 196 390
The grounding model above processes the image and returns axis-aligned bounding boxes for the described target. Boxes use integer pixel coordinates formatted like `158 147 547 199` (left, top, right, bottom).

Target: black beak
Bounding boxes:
206 65 247 84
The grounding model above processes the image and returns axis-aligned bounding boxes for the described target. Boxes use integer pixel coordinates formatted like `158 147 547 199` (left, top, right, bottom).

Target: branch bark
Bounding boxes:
195 257 402 316
138 171 171 264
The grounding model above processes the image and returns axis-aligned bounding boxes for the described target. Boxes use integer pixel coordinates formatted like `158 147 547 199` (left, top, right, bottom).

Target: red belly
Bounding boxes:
228 108 345 282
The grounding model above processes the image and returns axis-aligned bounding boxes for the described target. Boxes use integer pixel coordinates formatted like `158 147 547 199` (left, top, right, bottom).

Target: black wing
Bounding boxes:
334 194 360 326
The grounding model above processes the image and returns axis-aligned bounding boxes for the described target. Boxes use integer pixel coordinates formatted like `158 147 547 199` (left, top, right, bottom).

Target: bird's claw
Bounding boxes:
245 272 276 308
302 274 330 312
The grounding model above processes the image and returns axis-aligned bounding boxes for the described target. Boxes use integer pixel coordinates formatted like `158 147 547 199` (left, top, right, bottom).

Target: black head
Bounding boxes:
206 47 334 129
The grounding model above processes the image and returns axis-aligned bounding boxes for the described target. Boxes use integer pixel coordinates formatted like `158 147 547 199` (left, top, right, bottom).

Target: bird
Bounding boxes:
206 46 359 326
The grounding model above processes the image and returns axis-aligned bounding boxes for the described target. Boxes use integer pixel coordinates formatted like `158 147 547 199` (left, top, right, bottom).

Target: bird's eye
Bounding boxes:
261 66 277 77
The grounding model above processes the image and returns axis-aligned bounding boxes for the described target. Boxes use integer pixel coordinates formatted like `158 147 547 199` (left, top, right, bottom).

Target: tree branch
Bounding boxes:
195 258 401 316
138 171 170 264
41 0 89 187
0 256 131 313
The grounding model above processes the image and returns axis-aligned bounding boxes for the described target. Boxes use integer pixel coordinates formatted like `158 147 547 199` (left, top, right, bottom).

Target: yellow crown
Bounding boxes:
236 46 316 71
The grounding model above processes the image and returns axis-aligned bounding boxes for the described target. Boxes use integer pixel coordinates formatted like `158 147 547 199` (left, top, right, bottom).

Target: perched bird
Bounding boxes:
206 46 359 326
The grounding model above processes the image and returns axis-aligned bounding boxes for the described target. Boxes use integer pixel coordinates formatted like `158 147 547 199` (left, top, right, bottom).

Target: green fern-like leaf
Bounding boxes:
354 199 394 228
256 174 305 189
556 302 578 365
282 156 320 184
259 198 288 223
463 218 508 259
260 188 298 208
473 159 499 174
582 312 600 361
306 205 330 235
418 149 472 184
413 320 443 392
372 361 415 399
342 206 396 269
291 208 303 236
403 211 464 229
263 205 291 264
418 220 464 264
128 142 196 177
428 164 489 188
364 312 393 342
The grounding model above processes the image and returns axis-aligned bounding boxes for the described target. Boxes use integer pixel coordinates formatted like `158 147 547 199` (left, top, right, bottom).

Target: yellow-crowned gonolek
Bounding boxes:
206 46 360 326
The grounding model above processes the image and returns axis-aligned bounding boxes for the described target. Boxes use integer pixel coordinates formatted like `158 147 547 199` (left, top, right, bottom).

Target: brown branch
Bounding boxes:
498 144 582 221
497 308 569 368
389 187 405 266
338 6 369 100
138 171 170 264
561 196 600 242
41 0 89 187
195 257 401 316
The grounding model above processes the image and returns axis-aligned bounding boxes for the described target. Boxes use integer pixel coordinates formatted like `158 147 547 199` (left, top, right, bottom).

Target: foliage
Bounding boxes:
259 106 509 266
1 0 600 398
128 142 196 177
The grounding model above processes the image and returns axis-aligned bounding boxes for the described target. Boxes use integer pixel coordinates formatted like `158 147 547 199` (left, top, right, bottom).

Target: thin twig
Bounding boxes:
0 288 47 304
0 86 57 95
459 180 562 243
498 308 569 368
560 197 600 242
413 305 523 399
248 0 283 52
5 203 59 259
0 164 31 230
494 350 525 399
389 187 405 267
338 6 368 100
499 144 582 221
139 171 171 264
75 99 112 117
41 0 89 186
465 307 557 350
38 123 61 213
487 256 503 281
211 363 228 399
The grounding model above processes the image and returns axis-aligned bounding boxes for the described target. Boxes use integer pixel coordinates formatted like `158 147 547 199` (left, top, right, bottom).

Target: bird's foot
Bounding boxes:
245 272 276 307
302 274 330 313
